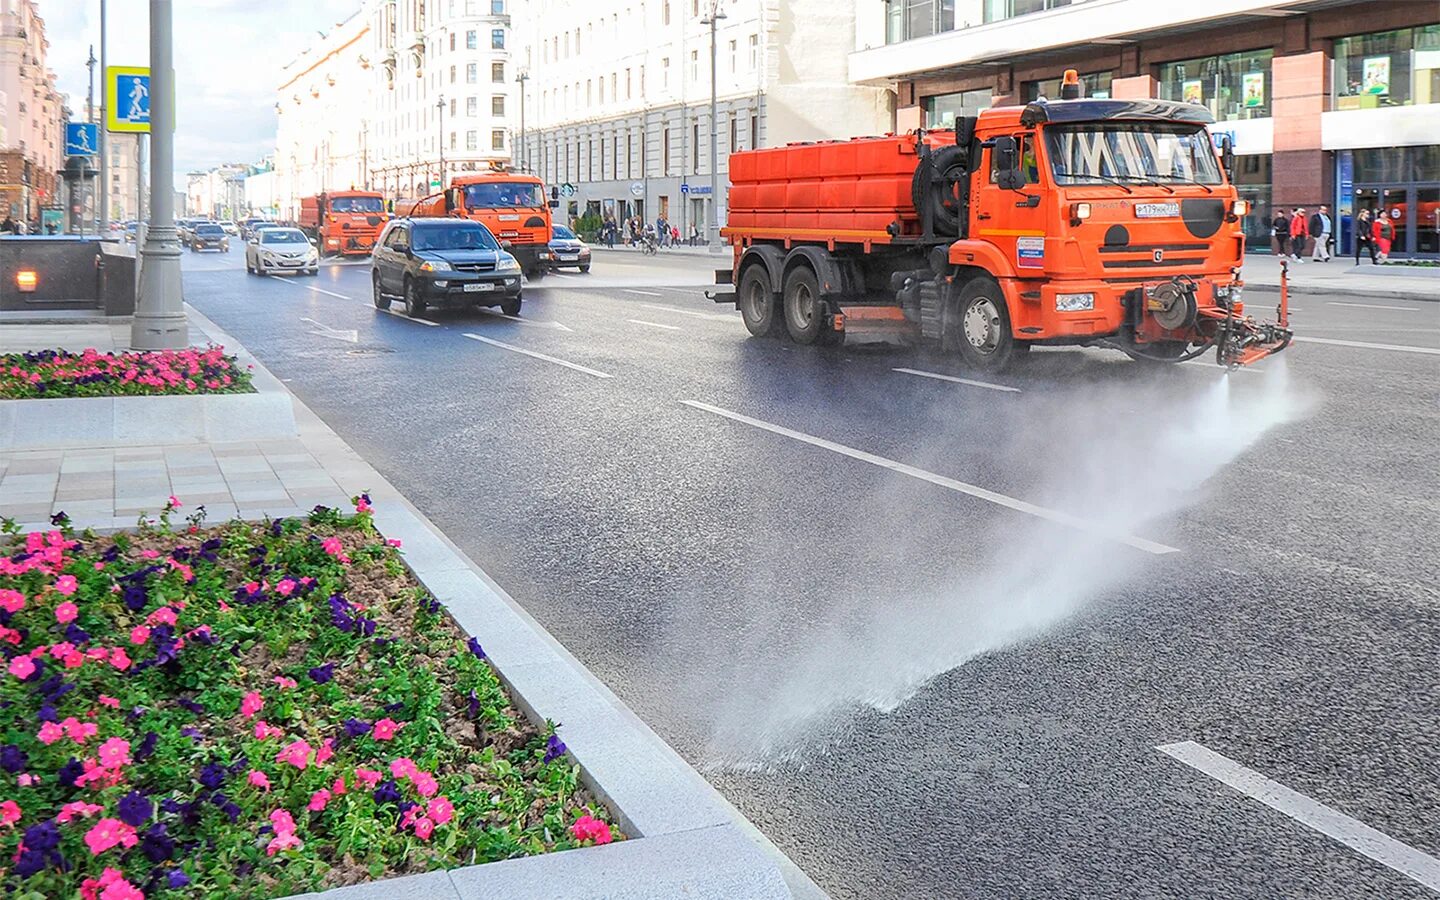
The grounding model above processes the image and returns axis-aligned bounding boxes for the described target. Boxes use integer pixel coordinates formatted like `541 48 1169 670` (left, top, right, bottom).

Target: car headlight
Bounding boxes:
1055 292 1095 312
495 256 521 273
419 260 452 272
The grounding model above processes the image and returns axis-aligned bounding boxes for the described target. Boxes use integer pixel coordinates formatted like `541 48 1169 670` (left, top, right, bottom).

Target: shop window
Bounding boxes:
885 0 955 44
983 0 1071 23
923 88 992 127
1157 48 1273 121
1025 71 1113 101
1334 25 1440 109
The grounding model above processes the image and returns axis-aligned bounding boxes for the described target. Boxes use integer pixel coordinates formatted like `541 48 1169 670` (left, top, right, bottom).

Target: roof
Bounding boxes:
1019 98 1216 127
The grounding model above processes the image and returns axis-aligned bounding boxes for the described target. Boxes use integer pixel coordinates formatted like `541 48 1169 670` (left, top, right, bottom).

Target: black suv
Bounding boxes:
371 218 523 317
190 223 229 252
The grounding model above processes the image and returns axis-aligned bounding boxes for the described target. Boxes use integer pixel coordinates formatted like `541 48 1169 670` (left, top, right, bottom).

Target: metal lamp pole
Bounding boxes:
436 95 445 191
701 4 726 251
99 0 108 231
131 0 187 349
515 70 528 169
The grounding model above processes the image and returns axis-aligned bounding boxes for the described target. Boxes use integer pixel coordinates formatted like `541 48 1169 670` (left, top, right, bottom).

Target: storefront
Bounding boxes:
1336 145 1440 259
1230 153 1273 252
1157 49 1273 122
1333 24 1440 110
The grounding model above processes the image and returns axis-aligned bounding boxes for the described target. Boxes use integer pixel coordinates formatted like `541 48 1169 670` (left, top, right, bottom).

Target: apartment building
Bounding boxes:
852 0 1439 258
103 132 141 222
0 0 64 223
520 0 892 239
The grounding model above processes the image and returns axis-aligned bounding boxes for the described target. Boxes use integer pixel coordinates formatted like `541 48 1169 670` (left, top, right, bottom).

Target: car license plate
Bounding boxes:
1135 202 1180 218
463 282 494 293
560 253 578 261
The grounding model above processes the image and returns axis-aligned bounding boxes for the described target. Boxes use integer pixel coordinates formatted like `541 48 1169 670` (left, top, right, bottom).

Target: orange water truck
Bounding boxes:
298 190 389 257
396 165 557 278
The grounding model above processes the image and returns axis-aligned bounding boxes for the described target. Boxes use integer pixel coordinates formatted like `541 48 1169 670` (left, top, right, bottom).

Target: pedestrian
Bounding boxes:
1309 204 1332 262
1271 208 1289 258
1289 207 1309 262
0 215 17 235
1372 211 1394 261
1354 209 1377 264
689 224 700 246
671 224 680 246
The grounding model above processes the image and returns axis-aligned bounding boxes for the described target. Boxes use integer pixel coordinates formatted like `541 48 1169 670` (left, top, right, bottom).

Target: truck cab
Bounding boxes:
299 191 388 257
399 171 557 278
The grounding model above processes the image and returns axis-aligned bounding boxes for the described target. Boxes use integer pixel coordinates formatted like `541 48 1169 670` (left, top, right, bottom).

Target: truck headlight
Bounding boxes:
1055 292 1095 312
1215 284 1243 303
1231 200 1250 216
1070 202 1091 223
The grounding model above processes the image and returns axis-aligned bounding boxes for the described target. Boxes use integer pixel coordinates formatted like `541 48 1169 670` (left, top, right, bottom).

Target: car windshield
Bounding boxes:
552 225 576 239
329 196 384 213
261 230 307 244
462 182 545 208
412 224 499 251
1045 123 1223 185
197 225 224 235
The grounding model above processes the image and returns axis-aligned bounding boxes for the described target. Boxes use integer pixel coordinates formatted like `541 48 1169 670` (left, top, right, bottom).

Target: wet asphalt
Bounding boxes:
182 245 1440 900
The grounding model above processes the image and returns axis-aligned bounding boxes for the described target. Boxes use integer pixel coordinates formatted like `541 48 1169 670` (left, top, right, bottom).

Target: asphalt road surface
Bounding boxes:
182 244 1440 899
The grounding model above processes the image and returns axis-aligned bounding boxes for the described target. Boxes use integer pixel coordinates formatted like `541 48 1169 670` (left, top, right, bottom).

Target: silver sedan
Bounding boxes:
245 226 319 276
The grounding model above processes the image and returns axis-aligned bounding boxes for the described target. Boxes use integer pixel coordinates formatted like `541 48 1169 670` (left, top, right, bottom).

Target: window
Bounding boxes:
611 73 618 100
626 68 632 99
587 80 593 104
599 79 605 103
450 33 456 51
923 88 992 127
1025 71 1113 101
467 130 478 150
575 27 581 54
886 0 955 43
1334 25 1440 109
692 0 698 15
492 0 505 13
492 130 505 150
729 40 737 74
1157 49 1273 121
752 114 759 148
450 65 457 83
492 95 506 115
451 132 457 149
694 123 701 170
1045 122 1223 186
466 30 477 49
663 0 670 25
690 50 699 83
663 127 671 173
982 0 1070 22
467 97 478 116
749 35 758 69
451 98 458 116
662 58 670 89
492 29 505 49
467 63 478 83
730 117 738 152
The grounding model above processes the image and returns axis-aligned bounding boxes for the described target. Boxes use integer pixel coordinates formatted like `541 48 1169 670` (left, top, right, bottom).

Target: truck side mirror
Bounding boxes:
444 189 455 212
551 186 560 200
1219 134 1235 180
992 136 1025 191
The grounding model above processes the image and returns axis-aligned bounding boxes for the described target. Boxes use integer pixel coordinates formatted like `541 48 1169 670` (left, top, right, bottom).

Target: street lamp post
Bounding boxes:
701 4 726 251
132 0 187 349
515 70 529 169
436 95 445 192
99 0 108 231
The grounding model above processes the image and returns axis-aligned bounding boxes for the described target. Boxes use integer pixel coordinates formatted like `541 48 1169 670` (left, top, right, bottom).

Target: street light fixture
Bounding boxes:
436 94 445 192
700 3 726 252
514 70 529 170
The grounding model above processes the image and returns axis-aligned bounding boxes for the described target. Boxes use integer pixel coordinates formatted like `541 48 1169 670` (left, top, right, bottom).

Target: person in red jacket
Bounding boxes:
1372 212 1395 260
1289 207 1310 261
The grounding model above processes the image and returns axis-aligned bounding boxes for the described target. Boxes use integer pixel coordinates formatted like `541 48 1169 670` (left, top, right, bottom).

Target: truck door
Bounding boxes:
977 131 1048 277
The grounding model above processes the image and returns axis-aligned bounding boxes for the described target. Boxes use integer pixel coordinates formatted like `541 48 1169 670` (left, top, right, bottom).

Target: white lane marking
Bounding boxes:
627 319 684 331
1157 741 1440 892
624 289 663 296
1293 336 1440 356
680 399 1179 555
1328 301 1419 312
274 279 351 300
299 317 358 343
472 307 573 331
639 303 735 321
462 333 612 378
892 367 1021 393
548 272 576 279
378 307 440 326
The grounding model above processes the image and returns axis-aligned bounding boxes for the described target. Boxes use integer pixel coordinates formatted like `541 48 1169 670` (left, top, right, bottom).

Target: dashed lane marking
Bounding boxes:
272 279 351 300
1328 301 1420 312
639 303 736 322
472 307 573 331
680 399 1179 555
378 308 440 327
624 289 663 296
1292 336 1440 356
462 333 612 378
892 368 1021 393
1158 741 1440 893
627 319 684 331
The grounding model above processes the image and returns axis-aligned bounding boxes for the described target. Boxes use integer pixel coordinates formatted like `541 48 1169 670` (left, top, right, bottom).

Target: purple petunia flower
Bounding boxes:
57 757 83 787
308 663 335 684
467 637 486 660
135 731 159 761
181 727 203 741
176 697 205 714
12 847 46 878
50 511 69 526
167 869 190 889
37 703 58 723
63 623 90 645
141 824 174 862
342 718 372 738
543 734 567 764
199 763 226 789
0 744 26 773
117 791 153 827
22 820 60 852
467 690 480 720
373 779 402 804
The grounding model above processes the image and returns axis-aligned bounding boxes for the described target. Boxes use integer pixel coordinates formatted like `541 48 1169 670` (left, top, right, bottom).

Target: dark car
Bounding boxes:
547 223 591 273
190 223 230 252
371 218 523 317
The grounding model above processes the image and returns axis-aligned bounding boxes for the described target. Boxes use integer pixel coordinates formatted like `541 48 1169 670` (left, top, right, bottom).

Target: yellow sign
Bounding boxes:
105 66 151 133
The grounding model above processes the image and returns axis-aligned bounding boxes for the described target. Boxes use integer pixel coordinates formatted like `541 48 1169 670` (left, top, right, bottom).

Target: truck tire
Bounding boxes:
911 144 969 237
947 277 1020 371
738 264 781 337
782 266 824 345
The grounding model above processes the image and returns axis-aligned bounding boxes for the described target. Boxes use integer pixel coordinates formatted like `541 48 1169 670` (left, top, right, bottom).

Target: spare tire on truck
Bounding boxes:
911 144 969 237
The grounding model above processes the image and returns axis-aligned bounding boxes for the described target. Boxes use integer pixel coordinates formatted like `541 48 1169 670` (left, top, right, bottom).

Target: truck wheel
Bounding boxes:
948 278 1018 371
372 272 390 310
501 296 522 316
403 278 427 317
738 265 781 337
782 267 824 345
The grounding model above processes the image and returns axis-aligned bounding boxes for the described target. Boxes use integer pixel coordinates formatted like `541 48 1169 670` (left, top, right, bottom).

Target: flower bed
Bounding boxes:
0 499 616 899
0 347 254 399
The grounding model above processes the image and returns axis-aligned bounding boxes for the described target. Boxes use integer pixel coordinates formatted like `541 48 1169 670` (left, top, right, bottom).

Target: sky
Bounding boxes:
42 0 362 188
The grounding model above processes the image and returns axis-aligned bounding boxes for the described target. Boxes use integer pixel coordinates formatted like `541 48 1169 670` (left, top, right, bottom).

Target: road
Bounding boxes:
182 244 1440 899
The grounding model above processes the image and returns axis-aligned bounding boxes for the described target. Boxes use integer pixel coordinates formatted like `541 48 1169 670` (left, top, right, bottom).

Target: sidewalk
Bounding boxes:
592 243 723 258
1241 253 1436 302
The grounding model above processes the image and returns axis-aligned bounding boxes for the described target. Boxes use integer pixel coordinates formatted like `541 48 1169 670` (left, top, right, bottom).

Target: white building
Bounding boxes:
519 0 892 239
0 0 65 222
104 132 142 222
244 162 278 218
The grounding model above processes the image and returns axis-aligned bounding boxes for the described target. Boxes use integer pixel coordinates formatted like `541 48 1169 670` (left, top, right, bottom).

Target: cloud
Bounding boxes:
42 0 360 186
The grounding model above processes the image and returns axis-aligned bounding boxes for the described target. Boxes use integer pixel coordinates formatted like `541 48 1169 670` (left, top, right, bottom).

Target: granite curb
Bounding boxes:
179 305 825 900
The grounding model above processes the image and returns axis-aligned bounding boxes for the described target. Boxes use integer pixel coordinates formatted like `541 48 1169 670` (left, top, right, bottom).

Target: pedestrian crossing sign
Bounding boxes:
106 66 151 133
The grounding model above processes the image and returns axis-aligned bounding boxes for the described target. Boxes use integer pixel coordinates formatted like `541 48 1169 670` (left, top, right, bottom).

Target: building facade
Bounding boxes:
0 0 64 223
853 0 1439 257
520 0 892 240
104 132 141 222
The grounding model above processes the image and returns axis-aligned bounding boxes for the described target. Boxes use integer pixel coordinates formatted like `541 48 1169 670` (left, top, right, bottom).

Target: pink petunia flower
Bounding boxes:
275 579 296 597
275 740 312 770
37 721 64 745
0 799 20 826
253 720 284 740
146 607 177 627
167 495 182 508
129 626 150 645
413 772 438 798
9 655 36 680
315 739 334 766
54 575 79 596
0 589 24 613
570 814 613 845
426 796 454 826
248 770 271 791
354 767 382 788
140 549 160 560
108 648 132 671
270 809 297 833
63 717 99 743
371 718 402 740
84 818 138 855
331 775 347 796
97 695 121 709
57 801 104 823
97 737 131 768
17 773 36 787
239 691 263 718
413 816 435 840
99 878 144 900
55 601 78 623
272 676 297 690
266 831 303 856
389 757 418 780
307 789 331 812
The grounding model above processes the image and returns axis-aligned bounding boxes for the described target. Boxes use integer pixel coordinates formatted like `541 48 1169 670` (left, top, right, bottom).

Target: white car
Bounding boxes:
245 226 319 276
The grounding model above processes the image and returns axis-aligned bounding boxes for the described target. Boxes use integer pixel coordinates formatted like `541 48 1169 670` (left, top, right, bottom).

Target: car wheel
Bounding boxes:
946 277 1021 371
501 296 522 316
372 272 391 310
305 268 317 276
782 266 825 345
246 259 254 274
404 278 427 317
579 264 591 273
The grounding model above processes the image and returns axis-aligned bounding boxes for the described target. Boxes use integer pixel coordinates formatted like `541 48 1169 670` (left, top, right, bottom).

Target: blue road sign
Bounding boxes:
65 123 99 156
107 67 151 133
680 183 690 195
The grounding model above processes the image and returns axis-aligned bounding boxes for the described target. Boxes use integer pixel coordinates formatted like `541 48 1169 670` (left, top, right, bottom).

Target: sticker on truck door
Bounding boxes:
1017 236 1044 268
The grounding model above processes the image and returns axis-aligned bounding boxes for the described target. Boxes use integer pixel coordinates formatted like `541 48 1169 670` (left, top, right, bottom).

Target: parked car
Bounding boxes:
245 226 318 276
221 221 240 236
190 223 230 252
370 217 522 317
123 221 138 244
547 223 592 273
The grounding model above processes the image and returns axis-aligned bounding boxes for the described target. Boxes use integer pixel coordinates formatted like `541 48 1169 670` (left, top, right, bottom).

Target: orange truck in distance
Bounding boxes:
395 169 557 278
712 71 1291 370
298 191 389 257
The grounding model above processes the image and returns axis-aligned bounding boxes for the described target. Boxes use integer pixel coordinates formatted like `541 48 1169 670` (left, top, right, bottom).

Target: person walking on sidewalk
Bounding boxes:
1309 205 1333 262
1289 207 1309 262
1272 208 1290 258
1372 212 1394 261
1354 209 1377 264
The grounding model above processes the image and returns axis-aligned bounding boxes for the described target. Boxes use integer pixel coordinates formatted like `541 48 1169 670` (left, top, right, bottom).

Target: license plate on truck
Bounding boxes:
463 282 494 292
1135 202 1180 218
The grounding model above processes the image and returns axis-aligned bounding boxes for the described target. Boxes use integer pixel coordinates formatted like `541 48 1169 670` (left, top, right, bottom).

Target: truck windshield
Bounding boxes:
1045 123 1222 186
462 182 545 208
329 196 384 213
